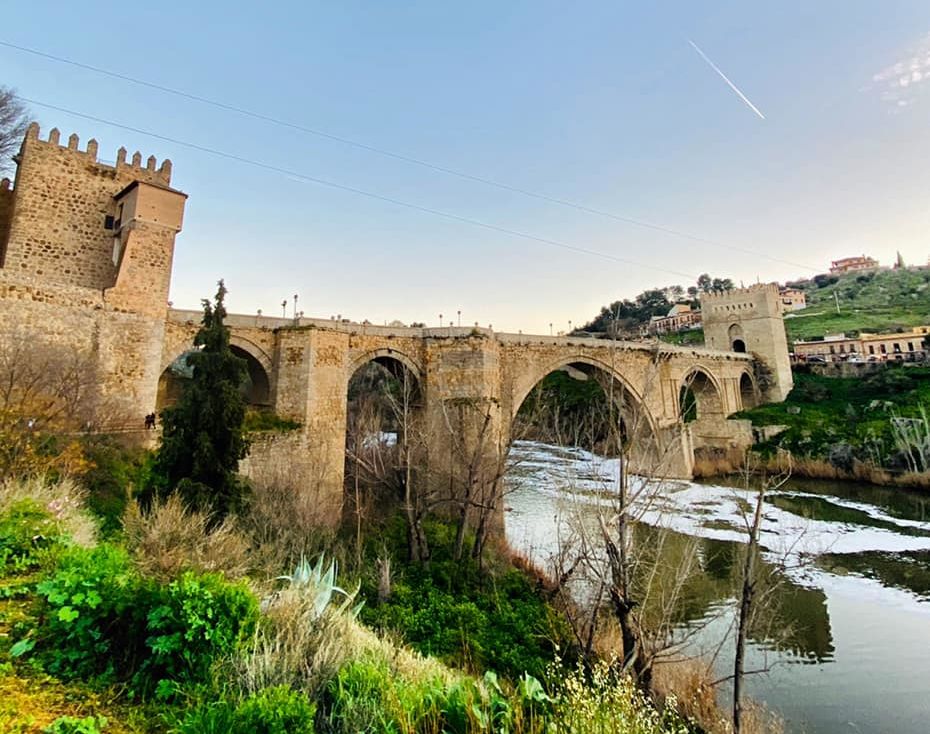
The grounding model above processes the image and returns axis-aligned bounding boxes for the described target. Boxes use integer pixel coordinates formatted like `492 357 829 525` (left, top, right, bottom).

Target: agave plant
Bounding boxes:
275 554 363 620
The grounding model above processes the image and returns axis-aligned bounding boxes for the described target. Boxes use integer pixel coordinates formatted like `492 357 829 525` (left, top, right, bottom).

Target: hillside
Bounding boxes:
783 267 930 342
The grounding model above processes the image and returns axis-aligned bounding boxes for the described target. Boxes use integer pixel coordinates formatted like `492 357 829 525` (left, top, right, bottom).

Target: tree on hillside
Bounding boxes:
149 280 250 518
0 87 29 174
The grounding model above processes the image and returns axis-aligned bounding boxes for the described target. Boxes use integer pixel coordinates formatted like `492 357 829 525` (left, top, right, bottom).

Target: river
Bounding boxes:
503 440 930 734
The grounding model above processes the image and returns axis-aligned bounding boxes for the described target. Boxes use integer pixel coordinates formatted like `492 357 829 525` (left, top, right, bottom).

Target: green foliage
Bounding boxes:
580 274 731 334
80 440 147 535
31 545 257 695
43 715 108 734
243 408 301 433
359 518 573 681
140 571 258 693
149 280 250 518
0 499 62 573
785 267 930 342
175 687 316 734
738 367 930 470
34 544 138 679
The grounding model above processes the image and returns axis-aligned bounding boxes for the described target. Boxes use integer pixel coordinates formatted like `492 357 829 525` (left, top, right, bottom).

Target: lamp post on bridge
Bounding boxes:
281 300 287 318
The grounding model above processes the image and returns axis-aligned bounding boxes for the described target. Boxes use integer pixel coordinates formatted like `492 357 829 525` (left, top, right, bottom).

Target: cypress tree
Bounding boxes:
150 280 250 517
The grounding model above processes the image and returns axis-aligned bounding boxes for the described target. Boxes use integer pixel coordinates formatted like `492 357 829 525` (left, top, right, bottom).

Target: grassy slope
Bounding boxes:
784 268 930 342
735 366 930 466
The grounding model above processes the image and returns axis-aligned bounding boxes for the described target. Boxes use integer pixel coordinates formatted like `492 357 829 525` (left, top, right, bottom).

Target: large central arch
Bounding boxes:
510 354 663 474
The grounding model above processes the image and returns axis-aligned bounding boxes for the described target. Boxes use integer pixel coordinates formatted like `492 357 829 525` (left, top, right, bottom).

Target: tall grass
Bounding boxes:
0 475 97 549
122 495 250 581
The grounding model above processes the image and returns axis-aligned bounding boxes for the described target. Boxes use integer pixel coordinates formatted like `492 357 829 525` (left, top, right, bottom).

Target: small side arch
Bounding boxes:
679 367 726 422
738 369 759 410
348 348 424 383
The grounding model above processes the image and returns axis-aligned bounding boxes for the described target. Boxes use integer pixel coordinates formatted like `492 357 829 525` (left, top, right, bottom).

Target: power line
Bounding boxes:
23 97 701 281
2 38 821 273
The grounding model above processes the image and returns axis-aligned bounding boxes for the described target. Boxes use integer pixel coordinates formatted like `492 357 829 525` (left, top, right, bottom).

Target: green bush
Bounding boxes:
0 499 62 573
175 687 316 734
43 715 108 734
140 571 258 693
34 544 138 679
324 659 446 733
80 440 147 534
359 518 573 681
33 545 258 695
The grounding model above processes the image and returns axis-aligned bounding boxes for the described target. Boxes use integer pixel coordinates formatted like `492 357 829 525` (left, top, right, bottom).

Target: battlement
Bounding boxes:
699 282 779 303
21 122 172 186
1 122 185 294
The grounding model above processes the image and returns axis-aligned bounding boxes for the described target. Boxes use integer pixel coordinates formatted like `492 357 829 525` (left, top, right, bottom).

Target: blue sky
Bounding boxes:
3 2 929 332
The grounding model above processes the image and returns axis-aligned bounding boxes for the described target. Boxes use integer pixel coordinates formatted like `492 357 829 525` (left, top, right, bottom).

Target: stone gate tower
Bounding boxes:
0 123 187 423
701 283 793 402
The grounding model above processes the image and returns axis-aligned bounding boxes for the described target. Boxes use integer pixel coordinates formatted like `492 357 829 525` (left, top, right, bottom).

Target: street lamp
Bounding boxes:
293 294 299 319
549 322 553 336
281 300 287 318
439 313 443 328
457 310 461 327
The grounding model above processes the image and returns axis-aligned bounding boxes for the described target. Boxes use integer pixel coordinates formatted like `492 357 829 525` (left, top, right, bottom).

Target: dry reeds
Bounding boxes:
0 474 97 547
121 495 250 582
653 658 784 734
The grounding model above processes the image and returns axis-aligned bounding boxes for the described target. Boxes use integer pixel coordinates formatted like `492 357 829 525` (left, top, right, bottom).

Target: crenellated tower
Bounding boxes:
701 283 793 402
0 123 187 423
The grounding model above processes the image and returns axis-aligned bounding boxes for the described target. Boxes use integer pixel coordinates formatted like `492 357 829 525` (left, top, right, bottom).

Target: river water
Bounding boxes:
503 440 930 734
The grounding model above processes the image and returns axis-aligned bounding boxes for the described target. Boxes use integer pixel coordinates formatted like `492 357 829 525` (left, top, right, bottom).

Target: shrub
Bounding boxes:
0 499 62 573
80 439 147 534
32 544 258 694
238 557 361 698
139 571 259 693
175 687 316 734
34 544 138 679
122 496 250 582
43 715 108 734
0 475 97 561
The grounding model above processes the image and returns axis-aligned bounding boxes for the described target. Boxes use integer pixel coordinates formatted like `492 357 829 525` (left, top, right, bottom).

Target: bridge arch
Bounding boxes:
679 366 726 423
510 354 661 464
738 369 758 410
344 349 424 518
347 348 424 383
155 337 273 411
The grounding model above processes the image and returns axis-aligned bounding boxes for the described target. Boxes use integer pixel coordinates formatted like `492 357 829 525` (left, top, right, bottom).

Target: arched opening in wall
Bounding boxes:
679 369 724 424
344 355 423 532
509 361 660 496
230 345 271 407
739 372 757 410
155 346 272 413
728 323 747 353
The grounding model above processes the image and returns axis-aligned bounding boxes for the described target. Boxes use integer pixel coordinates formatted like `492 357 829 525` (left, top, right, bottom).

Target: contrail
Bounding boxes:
687 39 766 120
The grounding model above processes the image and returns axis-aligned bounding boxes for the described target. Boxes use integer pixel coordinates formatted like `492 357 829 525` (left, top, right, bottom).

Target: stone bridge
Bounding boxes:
0 124 793 524
161 308 766 516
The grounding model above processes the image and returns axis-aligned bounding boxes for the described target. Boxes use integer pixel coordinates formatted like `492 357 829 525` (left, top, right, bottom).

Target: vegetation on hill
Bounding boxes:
736 365 930 483
579 274 733 335
783 267 930 342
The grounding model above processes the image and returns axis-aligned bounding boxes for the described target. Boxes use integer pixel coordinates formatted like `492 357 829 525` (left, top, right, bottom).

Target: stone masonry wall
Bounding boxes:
2 124 171 290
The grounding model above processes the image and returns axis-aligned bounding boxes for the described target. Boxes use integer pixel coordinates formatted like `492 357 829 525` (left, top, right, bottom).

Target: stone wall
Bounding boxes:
0 124 185 428
1 124 172 290
702 284 794 402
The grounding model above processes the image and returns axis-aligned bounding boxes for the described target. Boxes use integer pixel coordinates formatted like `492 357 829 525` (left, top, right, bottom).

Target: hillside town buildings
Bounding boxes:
647 303 702 335
829 255 879 275
793 326 930 362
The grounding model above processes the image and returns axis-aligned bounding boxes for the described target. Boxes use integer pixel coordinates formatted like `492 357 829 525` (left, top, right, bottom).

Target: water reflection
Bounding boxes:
819 549 930 601
504 440 930 733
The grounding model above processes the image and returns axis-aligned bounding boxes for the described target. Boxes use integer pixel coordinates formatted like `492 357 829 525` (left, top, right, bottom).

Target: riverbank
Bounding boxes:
504 440 930 734
731 366 930 489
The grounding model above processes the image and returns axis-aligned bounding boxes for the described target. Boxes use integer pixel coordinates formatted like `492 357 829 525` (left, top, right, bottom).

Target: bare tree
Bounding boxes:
0 86 29 174
0 334 98 477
